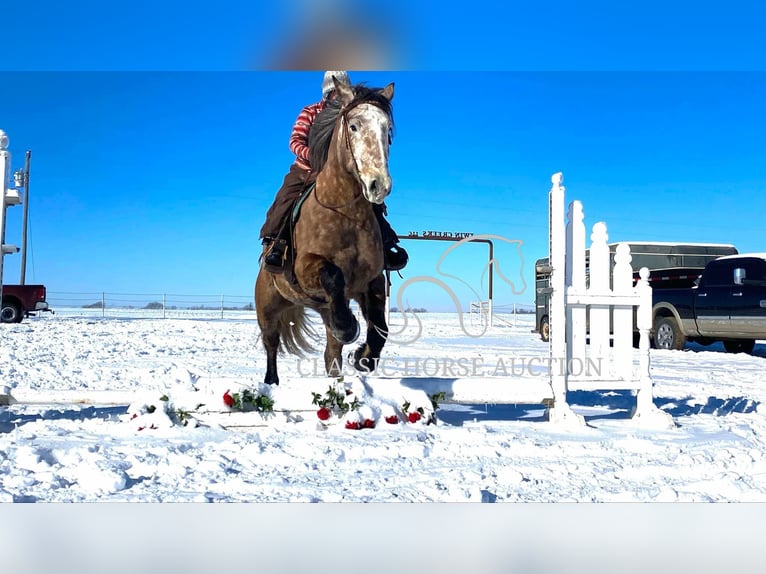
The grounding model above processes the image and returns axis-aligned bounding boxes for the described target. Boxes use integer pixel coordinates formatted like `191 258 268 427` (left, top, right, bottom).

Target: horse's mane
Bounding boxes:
308 83 395 174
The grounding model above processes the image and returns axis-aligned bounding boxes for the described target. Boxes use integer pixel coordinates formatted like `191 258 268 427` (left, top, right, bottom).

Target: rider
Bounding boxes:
260 70 408 273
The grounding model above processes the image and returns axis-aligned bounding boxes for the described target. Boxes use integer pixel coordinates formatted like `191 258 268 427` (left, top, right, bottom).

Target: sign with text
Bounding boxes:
404 231 475 240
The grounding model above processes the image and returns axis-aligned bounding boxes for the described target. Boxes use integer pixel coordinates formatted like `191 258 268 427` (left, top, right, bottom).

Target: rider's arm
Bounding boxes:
289 102 321 170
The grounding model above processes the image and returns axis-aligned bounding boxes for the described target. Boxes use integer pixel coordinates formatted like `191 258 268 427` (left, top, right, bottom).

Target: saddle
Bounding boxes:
280 182 316 286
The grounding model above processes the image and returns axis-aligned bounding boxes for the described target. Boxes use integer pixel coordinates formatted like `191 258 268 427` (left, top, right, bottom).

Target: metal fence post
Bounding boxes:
0 131 8 304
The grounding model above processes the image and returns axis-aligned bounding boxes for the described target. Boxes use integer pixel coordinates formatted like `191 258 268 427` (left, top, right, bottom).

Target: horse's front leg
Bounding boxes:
320 313 345 376
299 255 359 344
352 274 388 372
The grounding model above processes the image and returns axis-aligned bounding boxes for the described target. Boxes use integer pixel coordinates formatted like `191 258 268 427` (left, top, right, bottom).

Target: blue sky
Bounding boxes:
4 1 765 71
2 2 766 311
3 71 765 311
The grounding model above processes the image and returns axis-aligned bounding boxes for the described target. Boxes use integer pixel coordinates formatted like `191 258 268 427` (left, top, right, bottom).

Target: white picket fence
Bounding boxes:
546 172 673 427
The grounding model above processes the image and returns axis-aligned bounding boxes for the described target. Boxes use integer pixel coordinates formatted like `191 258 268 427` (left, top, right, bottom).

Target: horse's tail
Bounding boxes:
277 306 317 356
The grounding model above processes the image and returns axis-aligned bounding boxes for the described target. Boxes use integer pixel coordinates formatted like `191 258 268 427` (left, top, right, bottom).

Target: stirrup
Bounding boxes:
263 239 287 274
384 245 408 272
259 237 274 264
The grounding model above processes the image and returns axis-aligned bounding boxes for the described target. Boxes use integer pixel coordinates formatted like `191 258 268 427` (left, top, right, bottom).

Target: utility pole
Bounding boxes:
19 151 31 284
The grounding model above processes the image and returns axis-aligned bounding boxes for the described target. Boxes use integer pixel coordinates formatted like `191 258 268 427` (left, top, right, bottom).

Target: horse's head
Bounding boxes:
333 77 395 205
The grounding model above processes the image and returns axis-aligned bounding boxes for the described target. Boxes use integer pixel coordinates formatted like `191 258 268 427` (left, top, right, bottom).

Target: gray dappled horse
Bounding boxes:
255 77 395 386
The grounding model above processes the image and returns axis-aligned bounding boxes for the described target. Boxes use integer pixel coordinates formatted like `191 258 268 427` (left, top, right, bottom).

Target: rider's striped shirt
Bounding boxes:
289 100 326 171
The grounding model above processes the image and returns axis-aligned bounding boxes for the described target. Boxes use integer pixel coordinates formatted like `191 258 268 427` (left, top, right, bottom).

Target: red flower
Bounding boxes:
223 391 234 407
385 415 399 425
317 407 332 421
363 418 375 428
408 411 422 423
345 420 362 430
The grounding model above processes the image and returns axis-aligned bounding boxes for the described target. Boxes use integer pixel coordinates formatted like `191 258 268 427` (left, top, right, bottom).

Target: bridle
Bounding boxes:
313 99 391 212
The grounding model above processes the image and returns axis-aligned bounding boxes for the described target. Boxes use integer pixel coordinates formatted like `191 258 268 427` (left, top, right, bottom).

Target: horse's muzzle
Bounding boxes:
361 174 392 204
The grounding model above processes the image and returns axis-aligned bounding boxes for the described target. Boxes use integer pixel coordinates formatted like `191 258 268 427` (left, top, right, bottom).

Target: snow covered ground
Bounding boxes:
2 309 765 503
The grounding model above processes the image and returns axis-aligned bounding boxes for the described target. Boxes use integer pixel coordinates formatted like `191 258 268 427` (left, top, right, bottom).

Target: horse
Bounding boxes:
254 76 395 386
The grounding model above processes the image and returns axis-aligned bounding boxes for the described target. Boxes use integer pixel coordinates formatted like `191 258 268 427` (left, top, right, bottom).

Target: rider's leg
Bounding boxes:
261 165 311 271
373 203 408 272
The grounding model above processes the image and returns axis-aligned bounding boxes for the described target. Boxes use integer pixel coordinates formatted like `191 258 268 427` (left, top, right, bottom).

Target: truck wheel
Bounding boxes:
723 339 756 354
653 316 686 350
1 302 23 324
540 315 550 342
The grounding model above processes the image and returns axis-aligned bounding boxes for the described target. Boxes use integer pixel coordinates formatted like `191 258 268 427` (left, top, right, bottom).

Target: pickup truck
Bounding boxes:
1 284 52 323
652 254 766 353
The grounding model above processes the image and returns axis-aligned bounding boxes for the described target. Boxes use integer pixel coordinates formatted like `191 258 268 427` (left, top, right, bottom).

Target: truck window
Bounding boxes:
702 260 738 286
738 258 766 283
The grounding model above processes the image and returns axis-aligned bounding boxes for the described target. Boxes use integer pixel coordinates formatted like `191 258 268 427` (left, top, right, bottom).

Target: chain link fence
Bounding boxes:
45 291 535 326
46 291 256 320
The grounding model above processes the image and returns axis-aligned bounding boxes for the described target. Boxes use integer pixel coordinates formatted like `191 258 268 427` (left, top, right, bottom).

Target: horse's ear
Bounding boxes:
379 82 394 102
333 76 355 105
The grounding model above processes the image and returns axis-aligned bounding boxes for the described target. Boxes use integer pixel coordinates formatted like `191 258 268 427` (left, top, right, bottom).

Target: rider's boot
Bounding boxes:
262 236 288 274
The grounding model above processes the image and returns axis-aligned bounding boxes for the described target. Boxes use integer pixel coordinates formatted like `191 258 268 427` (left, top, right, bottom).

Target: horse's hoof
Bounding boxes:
354 356 378 373
264 376 279 386
352 345 370 372
333 319 360 345
344 320 361 344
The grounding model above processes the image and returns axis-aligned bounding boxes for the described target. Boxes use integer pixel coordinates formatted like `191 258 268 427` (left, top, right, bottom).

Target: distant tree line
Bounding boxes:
82 301 255 311
388 306 534 314
185 304 255 311
79 301 534 314
511 307 535 314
